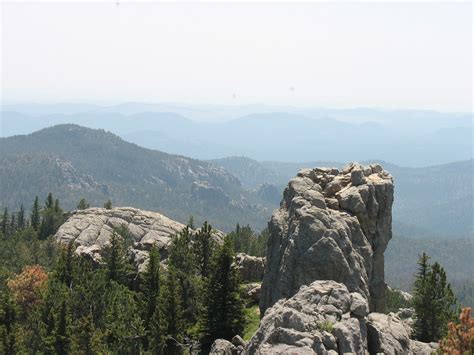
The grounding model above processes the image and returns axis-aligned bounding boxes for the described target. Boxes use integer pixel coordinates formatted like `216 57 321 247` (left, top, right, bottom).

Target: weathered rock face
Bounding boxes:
235 253 265 282
246 280 369 354
246 280 434 355
54 207 190 271
260 163 394 314
367 312 411 354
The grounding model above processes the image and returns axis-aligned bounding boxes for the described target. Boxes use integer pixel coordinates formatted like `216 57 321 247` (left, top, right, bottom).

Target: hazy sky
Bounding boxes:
1 1 472 111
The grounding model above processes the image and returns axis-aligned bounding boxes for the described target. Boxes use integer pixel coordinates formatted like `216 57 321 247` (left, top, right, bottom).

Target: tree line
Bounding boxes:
0 195 250 354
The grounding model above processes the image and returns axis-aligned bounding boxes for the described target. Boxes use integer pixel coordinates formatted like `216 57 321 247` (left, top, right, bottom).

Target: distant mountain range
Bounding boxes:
0 123 472 239
1 104 472 166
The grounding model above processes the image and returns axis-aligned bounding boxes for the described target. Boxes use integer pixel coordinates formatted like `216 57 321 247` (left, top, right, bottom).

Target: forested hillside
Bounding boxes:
385 236 474 307
0 125 272 231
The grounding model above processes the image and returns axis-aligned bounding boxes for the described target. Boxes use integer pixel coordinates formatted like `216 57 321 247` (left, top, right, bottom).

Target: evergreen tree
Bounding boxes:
143 246 166 353
56 242 75 288
168 227 200 326
39 194 64 240
1 208 9 236
0 290 17 354
163 268 184 354
45 193 54 209
426 262 457 340
103 200 112 209
17 205 25 230
193 221 216 278
102 231 134 287
9 213 16 235
54 199 60 213
31 196 40 231
200 238 245 351
70 312 104 354
103 282 144 353
413 253 457 342
143 245 161 326
54 299 70 355
76 199 90 210
37 281 69 353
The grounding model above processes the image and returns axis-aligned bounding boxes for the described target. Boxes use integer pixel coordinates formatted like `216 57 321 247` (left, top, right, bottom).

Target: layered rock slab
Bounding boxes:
54 207 191 270
260 163 394 314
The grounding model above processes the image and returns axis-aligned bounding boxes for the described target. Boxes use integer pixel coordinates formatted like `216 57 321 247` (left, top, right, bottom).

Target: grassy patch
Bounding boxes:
243 305 260 341
317 320 334 333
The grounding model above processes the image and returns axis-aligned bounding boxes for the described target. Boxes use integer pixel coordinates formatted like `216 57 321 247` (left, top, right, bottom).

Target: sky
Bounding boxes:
1 1 472 112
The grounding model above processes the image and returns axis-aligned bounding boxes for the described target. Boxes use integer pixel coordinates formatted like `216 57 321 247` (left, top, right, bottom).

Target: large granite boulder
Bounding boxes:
260 163 394 314
246 280 369 354
54 207 221 271
235 253 265 282
366 312 411 354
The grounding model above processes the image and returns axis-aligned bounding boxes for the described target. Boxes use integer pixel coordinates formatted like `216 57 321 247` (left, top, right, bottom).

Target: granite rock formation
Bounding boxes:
247 280 369 354
260 163 394 314
235 253 265 282
244 280 434 355
54 207 217 271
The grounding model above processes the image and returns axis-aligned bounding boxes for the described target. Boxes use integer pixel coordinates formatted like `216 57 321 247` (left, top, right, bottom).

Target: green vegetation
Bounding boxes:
316 320 335 333
0 125 273 232
76 198 89 210
243 306 260 341
0 199 251 353
386 288 412 313
386 236 474 308
226 224 269 257
413 253 458 343
200 238 245 352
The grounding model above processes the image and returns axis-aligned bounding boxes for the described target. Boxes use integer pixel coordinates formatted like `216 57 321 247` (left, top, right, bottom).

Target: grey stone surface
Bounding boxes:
245 280 434 355
367 312 411 355
54 207 222 271
209 339 235 355
235 253 265 282
242 283 262 303
260 162 394 314
246 280 369 355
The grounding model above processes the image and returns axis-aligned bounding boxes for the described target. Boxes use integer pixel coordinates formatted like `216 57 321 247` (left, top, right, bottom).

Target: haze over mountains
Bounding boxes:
1 103 472 166
0 119 472 239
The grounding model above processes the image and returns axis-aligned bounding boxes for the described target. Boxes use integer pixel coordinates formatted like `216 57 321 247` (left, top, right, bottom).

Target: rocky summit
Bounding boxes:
54 207 192 271
260 163 394 314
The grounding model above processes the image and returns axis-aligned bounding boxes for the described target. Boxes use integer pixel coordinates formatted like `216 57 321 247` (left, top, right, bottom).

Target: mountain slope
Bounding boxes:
0 125 272 231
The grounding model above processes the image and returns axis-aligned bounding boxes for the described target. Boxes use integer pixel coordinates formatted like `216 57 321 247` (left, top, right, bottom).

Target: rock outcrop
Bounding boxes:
54 207 202 271
246 280 434 355
247 280 369 354
242 283 262 303
235 253 265 282
260 163 394 314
